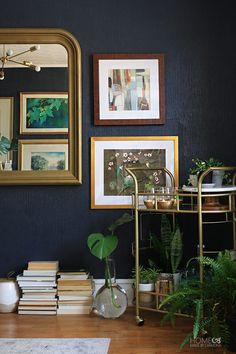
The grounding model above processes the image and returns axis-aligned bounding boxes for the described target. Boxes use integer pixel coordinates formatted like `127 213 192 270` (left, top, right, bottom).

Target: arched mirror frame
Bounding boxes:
0 28 82 185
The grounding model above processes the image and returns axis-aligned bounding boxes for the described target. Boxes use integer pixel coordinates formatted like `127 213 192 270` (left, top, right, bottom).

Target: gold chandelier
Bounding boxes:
0 44 41 80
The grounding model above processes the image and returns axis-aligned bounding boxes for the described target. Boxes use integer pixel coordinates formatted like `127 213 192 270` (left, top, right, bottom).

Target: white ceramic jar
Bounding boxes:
0 278 20 313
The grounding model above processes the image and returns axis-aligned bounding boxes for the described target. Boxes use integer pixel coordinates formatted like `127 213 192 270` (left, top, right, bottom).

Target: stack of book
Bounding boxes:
57 270 93 314
17 261 59 315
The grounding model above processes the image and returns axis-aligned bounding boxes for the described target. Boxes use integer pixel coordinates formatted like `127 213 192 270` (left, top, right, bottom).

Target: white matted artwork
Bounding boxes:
91 136 178 209
93 54 165 125
0 97 13 162
18 139 68 171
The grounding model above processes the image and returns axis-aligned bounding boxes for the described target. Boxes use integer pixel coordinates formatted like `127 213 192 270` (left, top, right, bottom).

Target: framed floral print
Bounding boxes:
91 136 178 209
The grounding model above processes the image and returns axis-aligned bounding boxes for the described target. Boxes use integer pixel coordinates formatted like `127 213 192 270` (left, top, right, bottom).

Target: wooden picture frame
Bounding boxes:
20 92 68 134
91 136 178 209
93 54 165 126
18 139 68 171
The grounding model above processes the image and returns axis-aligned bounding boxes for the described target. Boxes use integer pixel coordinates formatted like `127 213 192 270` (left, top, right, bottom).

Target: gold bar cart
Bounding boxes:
126 166 236 325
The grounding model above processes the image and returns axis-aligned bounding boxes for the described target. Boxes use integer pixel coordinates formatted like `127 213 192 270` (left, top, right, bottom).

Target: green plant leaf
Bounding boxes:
87 233 118 260
107 213 133 234
193 299 202 338
171 226 183 273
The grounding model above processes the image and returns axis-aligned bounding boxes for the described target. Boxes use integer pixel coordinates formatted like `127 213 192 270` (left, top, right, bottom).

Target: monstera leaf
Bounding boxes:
87 233 118 260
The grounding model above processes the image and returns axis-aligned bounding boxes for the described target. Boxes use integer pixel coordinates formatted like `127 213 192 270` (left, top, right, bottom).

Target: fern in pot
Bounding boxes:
159 250 236 351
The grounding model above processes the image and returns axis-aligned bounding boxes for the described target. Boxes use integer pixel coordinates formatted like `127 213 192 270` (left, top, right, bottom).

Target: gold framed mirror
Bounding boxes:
0 28 82 185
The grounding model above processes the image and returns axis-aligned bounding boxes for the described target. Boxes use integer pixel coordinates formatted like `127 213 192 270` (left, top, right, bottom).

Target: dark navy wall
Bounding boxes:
0 0 235 277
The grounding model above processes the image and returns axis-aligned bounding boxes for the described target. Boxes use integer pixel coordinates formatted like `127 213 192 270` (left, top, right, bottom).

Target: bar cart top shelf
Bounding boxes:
182 185 236 193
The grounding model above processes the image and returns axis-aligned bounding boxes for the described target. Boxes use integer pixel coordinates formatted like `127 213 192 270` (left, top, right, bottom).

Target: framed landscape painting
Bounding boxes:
91 136 178 209
93 54 165 125
20 92 68 134
18 139 68 171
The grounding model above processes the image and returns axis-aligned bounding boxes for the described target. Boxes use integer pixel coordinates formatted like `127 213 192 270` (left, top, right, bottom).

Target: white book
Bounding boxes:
58 296 92 301
22 294 57 300
18 310 56 315
18 306 57 310
19 299 57 305
58 304 91 310
22 289 57 293
23 270 57 276
17 275 56 281
59 274 89 280
18 282 56 287
57 308 91 315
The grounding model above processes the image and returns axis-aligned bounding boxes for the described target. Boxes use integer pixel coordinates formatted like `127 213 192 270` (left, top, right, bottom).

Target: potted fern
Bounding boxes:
159 250 236 351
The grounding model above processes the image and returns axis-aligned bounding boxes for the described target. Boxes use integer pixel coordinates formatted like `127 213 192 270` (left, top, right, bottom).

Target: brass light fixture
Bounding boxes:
0 44 41 80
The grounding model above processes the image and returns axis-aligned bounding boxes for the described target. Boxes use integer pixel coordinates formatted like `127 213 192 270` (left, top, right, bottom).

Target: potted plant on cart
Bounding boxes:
149 214 183 289
132 265 160 308
188 157 230 187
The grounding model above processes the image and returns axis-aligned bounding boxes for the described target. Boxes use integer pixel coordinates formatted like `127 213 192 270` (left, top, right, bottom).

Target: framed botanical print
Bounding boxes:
20 92 68 134
18 139 68 171
93 54 165 126
91 136 178 209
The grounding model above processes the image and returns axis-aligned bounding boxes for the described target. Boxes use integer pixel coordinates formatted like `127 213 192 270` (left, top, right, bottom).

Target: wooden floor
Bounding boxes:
0 308 232 353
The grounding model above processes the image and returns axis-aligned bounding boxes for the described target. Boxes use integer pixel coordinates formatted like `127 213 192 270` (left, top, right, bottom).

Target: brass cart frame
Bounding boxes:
126 166 236 325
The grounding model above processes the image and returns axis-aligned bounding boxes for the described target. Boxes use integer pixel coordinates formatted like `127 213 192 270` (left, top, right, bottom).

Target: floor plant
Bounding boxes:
159 250 236 351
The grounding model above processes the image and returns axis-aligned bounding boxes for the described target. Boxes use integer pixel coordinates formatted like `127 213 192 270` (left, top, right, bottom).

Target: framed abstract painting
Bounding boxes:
20 92 68 134
91 136 178 209
93 54 165 126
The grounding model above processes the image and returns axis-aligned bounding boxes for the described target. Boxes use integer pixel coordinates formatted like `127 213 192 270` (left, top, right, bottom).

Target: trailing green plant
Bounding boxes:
188 157 231 184
159 250 236 350
0 135 18 156
87 213 133 307
132 265 160 284
149 214 183 274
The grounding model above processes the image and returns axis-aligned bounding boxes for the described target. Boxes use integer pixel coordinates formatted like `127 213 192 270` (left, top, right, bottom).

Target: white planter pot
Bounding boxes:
138 283 155 307
212 170 225 187
138 283 154 292
0 278 20 313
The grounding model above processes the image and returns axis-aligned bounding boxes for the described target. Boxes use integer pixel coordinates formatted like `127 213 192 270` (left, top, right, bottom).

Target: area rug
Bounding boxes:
0 338 110 354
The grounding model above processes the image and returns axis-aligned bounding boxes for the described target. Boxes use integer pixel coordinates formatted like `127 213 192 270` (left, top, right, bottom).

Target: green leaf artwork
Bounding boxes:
26 97 68 129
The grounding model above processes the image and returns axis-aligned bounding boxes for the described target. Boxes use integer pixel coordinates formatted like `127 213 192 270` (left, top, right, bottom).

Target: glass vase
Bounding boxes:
94 258 128 319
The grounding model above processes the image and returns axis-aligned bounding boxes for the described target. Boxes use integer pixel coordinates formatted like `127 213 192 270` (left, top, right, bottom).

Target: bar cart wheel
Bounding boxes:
136 316 144 326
